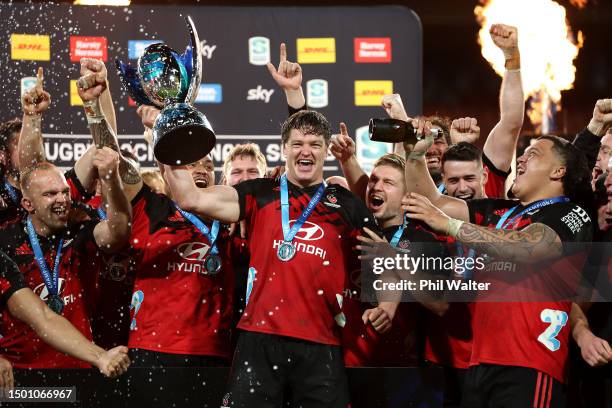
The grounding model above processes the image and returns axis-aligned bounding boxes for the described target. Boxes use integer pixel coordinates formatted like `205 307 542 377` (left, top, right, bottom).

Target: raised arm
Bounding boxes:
7 288 130 377
266 42 305 110
18 67 50 174
76 59 141 188
482 24 524 172
163 164 241 223
402 116 469 221
329 123 368 199
571 302 612 366
92 148 131 253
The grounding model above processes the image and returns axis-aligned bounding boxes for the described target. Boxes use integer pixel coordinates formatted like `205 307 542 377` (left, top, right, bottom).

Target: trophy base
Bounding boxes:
153 102 216 165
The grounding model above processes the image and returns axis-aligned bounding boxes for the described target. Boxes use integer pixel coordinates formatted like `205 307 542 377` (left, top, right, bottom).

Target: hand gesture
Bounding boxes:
450 117 480 145
0 357 14 395
404 118 434 157
579 332 612 367
330 123 356 163
77 58 108 102
490 24 518 55
356 227 396 261
402 192 450 235
381 94 410 122
22 68 51 116
266 43 302 91
362 305 394 334
93 147 120 181
588 99 612 136
95 346 131 377
137 105 161 129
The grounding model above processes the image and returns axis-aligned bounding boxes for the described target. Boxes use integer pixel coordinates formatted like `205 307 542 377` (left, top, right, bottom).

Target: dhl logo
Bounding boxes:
354 81 393 106
297 38 336 64
11 34 50 61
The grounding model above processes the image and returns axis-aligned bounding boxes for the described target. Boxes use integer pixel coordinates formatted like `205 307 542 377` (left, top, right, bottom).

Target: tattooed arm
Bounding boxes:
454 222 562 263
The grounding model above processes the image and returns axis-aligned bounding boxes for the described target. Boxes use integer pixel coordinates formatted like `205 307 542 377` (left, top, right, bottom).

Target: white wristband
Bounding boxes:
447 218 464 238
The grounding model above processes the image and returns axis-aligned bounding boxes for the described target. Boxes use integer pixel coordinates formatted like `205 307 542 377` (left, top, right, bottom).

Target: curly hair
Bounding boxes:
0 118 22 152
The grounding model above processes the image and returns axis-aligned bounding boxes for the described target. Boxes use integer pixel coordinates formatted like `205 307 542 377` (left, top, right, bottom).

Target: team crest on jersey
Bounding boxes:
168 210 184 223
398 240 411 249
325 193 340 208
221 392 231 408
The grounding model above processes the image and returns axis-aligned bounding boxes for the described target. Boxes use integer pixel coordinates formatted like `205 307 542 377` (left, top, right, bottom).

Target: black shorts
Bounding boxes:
129 348 229 367
462 364 566 408
425 362 467 408
223 331 349 408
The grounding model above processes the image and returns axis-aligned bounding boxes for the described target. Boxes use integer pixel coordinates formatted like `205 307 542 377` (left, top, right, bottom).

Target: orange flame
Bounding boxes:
475 0 584 131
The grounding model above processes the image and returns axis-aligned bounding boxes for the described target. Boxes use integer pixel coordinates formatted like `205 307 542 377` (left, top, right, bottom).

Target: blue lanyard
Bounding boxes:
437 183 446 194
4 179 19 205
26 217 63 297
176 206 220 255
280 174 326 244
97 207 107 220
494 196 569 230
389 214 408 247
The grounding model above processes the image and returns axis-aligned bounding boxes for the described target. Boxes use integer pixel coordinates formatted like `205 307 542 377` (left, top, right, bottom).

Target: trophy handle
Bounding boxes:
181 15 202 105
115 59 154 106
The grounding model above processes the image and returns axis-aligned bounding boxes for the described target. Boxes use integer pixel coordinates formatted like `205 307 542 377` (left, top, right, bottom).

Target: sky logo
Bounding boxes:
355 125 392 174
196 84 223 104
128 40 160 60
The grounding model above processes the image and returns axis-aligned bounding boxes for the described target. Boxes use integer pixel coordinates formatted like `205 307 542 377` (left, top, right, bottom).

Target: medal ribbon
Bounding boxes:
280 174 326 244
495 196 569 230
176 205 219 255
389 213 408 248
97 207 107 220
4 178 19 205
26 217 63 299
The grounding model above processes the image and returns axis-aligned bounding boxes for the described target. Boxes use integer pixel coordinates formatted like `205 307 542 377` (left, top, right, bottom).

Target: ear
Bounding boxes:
21 197 35 214
281 142 288 161
550 165 567 181
481 166 489 187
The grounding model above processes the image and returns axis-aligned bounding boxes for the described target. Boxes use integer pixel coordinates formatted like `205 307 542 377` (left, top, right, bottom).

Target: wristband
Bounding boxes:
447 218 464 238
83 99 104 124
407 150 426 160
503 47 518 60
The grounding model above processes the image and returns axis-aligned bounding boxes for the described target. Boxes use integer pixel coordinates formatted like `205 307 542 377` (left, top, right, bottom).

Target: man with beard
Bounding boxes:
403 119 593 406
0 250 131 389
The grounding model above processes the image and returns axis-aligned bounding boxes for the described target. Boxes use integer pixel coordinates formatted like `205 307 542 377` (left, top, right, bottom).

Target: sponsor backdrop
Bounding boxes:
1 3 422 174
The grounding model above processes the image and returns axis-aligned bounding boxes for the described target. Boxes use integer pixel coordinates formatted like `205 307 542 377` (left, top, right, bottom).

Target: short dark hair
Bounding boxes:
422 115 452 145
281 110 332 145
538 135 591 202
0 118 22 152
373 153 405 173
442 142 483 167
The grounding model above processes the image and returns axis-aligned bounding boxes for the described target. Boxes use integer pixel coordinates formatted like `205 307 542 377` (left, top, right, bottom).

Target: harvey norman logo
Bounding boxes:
248 36 270 66
11 34 50 61
70 36 108 62
354 38 392 63
354 80 393 106
306 79 328 109
297 38 336 64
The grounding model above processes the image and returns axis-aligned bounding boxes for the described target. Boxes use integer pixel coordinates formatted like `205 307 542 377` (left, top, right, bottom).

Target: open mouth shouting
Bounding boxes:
192 174 209 189
51 204 68 221
296 158 315 173
425 155 441 169
368 193 385 212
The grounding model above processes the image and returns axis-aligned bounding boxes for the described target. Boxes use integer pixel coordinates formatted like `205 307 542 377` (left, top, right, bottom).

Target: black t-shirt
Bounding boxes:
0 250 27 306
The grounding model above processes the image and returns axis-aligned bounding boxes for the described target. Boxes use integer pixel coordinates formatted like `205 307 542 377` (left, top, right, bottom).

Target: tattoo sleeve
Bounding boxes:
456 222 563 263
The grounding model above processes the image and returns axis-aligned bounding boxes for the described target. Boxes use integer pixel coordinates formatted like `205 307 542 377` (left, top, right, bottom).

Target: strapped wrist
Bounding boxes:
447 218 464 238
83 98 103 124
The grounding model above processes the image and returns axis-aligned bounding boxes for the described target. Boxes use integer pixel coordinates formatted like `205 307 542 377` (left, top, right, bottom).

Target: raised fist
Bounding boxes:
93 147 120 181
266 43 302 91
77 58 108 102
381 94 410 122
490 24 518 54
588 99 612 136
21 67 51 116
450 117 481 145
330 123 356 163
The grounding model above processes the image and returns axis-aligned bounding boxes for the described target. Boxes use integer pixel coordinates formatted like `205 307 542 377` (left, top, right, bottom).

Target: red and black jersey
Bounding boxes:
0 251 27 305
125 185 233 359
235 178 378 346
0 220 101 368
467 198 593 383
0 169 92 227
482 153 510 199
344 221 447 367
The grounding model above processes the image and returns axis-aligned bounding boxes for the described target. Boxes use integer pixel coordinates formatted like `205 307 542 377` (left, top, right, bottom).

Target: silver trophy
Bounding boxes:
116 16 215 165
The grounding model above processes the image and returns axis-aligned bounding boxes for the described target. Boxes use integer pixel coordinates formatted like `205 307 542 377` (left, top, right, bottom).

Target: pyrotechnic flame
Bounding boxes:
475 0 583 104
